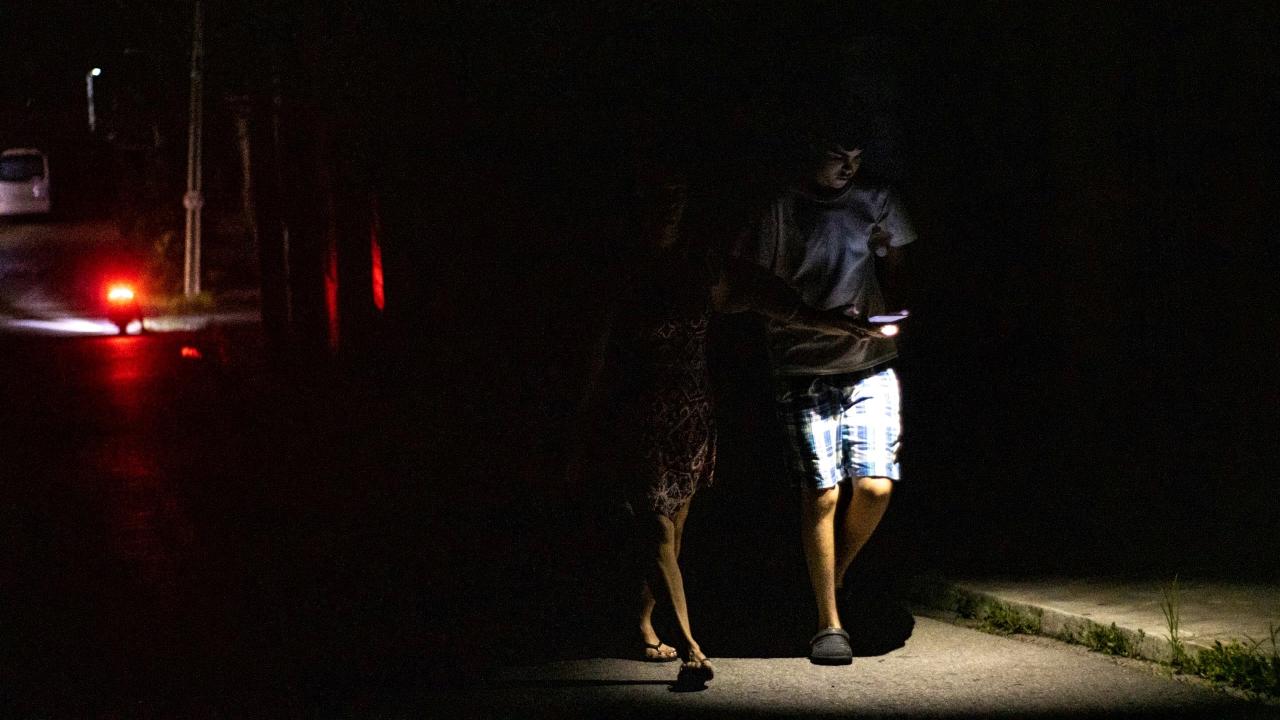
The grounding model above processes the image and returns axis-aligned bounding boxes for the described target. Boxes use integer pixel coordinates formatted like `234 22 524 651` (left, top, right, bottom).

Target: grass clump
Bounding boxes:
1190 627 1280 698
981 601 1043 635
1162 577 1280 699
961 598 1043 636
950 592 1042 636
953 592 980 620
1082 622 1144 658
944 579 1280 699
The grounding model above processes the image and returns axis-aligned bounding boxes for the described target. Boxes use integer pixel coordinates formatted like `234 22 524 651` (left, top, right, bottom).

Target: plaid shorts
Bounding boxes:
774 366 902 490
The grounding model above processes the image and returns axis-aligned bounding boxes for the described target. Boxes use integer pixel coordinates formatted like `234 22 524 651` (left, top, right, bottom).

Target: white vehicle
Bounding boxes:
0 148 52 216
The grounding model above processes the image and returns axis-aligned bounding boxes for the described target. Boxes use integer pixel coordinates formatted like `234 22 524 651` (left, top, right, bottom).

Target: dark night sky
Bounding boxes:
3 2 1278 573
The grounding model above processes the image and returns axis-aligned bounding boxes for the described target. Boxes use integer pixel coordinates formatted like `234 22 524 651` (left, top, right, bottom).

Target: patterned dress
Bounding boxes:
607 261 717 519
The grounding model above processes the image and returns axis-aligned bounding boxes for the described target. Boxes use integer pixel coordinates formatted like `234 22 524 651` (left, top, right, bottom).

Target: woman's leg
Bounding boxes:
639 498 694 660
642 502 713 681
672 496 692 559
639 581 676 660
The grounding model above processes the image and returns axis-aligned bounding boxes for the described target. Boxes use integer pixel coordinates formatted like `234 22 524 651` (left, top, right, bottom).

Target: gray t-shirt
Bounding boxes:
738 182 917 375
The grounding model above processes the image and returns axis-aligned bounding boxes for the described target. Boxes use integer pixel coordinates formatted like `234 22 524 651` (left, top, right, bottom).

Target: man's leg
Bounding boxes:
800 484 843 631
834 476 893 591
801 483 855 664
777 376 854 662
835 367 901 591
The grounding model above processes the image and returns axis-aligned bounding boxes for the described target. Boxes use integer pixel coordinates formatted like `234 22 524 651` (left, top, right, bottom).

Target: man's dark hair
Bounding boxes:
747 85 880 190
797 93 874 154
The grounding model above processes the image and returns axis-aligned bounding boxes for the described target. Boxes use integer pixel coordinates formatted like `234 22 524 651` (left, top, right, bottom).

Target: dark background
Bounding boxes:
4 0 1278 678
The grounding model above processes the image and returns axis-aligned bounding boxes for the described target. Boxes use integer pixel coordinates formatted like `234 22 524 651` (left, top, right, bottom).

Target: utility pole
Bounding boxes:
183 0 206 297
229 95 259 265
85 67 101 133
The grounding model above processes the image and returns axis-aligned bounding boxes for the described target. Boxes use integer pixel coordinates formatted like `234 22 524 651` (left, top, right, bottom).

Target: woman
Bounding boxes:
573 160 717 686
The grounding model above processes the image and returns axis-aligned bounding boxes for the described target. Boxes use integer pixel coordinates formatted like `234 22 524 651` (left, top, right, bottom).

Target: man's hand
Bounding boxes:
791 305 890 339
717 258 891 339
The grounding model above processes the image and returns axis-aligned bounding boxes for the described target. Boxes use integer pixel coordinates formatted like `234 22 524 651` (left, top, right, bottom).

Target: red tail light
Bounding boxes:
107 284 137 304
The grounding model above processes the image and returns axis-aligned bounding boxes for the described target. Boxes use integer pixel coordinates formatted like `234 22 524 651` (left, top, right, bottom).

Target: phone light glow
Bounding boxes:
880 324 900 337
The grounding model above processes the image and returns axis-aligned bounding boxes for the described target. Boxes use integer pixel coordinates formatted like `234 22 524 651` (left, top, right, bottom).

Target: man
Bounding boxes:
727 105 917 665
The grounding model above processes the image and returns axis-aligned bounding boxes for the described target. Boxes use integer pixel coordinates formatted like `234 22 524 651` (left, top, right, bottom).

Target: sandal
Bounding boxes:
676 652 715 687
642 641 679 663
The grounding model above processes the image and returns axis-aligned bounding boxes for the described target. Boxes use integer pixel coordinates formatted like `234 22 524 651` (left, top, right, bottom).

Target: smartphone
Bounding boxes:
867 310 909 324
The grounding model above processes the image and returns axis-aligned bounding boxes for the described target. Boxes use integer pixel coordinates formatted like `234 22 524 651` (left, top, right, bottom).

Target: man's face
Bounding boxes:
812 146 862 191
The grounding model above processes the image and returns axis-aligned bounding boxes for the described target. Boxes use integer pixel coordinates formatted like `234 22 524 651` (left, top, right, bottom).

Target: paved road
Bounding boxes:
3 328 1276 718
0 326 456 717
461 618 1278 719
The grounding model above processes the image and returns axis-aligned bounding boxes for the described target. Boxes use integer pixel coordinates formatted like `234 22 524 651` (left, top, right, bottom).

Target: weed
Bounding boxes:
1082 622 1144 658
953 592 980 620
1161 576 1191 670
1191 626 1280 698
945 580 1280 699
977 600 1043 636
1161 577 1280 698
948 592 1042 635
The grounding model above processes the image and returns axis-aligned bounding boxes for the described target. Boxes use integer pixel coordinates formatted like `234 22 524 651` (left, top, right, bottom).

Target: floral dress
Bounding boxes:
607 258 717 519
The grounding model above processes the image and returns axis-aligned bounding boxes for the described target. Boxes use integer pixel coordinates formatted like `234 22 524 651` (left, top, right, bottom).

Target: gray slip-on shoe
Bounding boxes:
809 627 853 665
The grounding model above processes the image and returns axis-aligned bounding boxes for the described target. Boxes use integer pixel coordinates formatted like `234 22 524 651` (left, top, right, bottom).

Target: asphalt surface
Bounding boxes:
0 327 439 717
457 618 1278 720
2 323 1275 719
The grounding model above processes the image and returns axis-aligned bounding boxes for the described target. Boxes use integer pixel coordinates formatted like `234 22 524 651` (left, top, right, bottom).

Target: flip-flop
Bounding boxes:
642 641 679 663
676 655 715 687
809 627 853 665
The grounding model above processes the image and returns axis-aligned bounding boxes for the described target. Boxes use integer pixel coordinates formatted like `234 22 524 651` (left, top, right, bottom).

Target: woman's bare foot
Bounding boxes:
641 625 679 661
643 641 679 662
677 649 715 685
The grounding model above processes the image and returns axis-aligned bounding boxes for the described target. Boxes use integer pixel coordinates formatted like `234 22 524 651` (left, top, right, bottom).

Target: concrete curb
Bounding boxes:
908 576 1218 665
